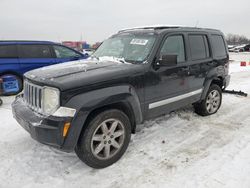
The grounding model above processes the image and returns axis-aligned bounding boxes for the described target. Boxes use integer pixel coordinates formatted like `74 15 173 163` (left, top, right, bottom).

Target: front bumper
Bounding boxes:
12 96 72 150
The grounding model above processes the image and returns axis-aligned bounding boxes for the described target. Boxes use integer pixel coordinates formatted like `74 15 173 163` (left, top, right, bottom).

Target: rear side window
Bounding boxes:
0 45 18 58
189 35 209 60
19 45 52 58
53 45 81 58
160 35 185 63
211 35 227 58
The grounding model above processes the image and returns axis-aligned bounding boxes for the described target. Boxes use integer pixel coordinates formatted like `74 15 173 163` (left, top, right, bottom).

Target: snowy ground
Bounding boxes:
0 53 250 188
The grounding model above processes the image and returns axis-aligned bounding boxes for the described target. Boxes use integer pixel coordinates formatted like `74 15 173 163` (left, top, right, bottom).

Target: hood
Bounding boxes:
24 58 141 91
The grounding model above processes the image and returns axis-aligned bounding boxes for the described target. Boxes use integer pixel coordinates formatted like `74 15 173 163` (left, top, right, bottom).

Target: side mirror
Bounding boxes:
158 54 177 67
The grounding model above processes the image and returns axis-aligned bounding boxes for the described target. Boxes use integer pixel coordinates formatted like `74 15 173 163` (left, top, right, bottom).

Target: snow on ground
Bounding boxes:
0 53 250 188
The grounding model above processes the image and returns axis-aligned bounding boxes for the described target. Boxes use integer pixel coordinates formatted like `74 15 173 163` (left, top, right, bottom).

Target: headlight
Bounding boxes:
42 86 60 115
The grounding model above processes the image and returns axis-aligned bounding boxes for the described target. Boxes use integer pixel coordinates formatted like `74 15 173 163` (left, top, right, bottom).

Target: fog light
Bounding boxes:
63 122 71 137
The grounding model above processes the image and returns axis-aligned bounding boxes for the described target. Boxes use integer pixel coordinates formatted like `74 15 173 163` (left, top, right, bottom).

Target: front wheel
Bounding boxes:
194 84 222 116
75 109 131 168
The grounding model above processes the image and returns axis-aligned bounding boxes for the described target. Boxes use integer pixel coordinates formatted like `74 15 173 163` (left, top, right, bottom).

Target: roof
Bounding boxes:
118 25 221 34
0 40 55 45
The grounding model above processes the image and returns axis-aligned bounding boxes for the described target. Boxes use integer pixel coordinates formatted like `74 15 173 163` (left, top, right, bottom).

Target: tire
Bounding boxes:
0 99 2 106
194 84 222 116
75 109 131 169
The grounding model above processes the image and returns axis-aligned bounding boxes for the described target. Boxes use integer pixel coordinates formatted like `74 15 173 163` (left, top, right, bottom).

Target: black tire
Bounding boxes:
75 109 131 169
0 99 2 106
194 84 222 116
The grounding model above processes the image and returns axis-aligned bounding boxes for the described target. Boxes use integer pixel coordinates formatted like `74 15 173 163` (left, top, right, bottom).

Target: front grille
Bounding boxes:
23 80 43 113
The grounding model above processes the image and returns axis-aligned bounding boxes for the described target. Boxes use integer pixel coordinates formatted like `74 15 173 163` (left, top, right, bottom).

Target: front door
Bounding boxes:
144 34 192 119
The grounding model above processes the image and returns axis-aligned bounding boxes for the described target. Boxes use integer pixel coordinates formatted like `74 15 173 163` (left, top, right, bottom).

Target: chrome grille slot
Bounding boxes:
23 80 43 113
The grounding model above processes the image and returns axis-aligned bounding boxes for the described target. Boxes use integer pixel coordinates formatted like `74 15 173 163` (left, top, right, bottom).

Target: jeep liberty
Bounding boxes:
12 26 230 168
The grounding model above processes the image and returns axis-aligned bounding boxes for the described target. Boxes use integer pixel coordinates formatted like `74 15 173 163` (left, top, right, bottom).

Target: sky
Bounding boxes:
0 0 249 44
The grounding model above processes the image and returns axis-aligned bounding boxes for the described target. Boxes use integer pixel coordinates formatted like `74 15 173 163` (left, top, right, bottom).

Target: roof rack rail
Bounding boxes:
118 25 220 33
118 25 183 33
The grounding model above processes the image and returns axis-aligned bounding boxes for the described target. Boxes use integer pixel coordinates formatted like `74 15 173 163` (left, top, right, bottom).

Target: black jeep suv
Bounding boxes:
12 26 230 168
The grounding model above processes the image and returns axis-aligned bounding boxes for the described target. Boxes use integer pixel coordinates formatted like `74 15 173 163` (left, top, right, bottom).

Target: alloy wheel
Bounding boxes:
91 118 125 160
206 90 221 114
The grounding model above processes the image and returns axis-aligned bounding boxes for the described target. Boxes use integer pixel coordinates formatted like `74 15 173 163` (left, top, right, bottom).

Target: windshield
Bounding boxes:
92 34 156 63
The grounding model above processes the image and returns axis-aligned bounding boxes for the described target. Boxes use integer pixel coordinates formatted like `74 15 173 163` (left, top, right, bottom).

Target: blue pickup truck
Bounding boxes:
0 41 86 94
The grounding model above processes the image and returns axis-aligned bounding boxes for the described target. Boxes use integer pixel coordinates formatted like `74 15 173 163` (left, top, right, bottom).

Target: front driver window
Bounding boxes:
53 45 81 58
160 35 185 63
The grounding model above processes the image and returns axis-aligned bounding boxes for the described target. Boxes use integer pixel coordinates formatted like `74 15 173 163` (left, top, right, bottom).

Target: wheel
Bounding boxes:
75 109 131 168
194 84 222 116
0 99 2 106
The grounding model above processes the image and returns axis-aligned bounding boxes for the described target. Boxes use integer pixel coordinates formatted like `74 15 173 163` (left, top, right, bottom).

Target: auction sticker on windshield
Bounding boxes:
130 39 148 45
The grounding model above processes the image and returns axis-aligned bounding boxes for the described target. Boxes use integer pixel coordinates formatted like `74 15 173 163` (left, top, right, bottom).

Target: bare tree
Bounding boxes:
226 33 250 45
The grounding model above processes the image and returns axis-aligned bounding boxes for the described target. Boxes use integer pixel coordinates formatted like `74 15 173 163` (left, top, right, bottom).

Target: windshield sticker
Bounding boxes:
130 39 148 45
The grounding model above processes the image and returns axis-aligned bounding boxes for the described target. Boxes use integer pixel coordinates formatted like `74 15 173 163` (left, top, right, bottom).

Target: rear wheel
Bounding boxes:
194 84 222 116
75 109 131 168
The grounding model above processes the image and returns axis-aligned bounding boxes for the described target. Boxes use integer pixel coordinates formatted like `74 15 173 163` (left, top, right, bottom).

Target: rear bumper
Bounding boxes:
12 96 72 151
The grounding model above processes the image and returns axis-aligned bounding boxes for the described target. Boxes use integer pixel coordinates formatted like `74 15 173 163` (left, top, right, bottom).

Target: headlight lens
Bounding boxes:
42 87 60 115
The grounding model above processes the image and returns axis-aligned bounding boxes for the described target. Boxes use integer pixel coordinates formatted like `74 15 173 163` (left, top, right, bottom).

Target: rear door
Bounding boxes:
52 45 84 63
18 44 55 73
186 33 212 93
0 44 19 74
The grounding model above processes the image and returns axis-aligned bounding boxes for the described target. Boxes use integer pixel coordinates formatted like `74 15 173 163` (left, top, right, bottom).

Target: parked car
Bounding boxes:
232 45 245 52
12 26 230 168
82 49 95 57
0 41 86 94
230 44 250 53
242 44 250 52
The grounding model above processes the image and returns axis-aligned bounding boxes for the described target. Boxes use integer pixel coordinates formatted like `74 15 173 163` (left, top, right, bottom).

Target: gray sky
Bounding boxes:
0 0 249 43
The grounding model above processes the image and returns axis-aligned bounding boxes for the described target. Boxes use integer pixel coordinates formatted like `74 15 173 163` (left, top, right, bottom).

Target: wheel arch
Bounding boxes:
201 76 223 101
83 101 137 134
